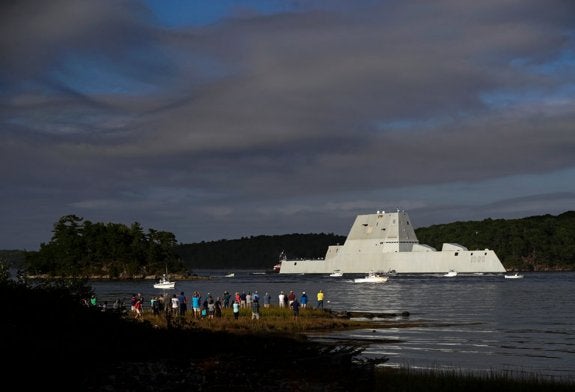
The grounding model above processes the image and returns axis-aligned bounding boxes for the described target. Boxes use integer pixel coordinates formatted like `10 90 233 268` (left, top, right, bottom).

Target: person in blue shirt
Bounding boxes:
300 291 308 308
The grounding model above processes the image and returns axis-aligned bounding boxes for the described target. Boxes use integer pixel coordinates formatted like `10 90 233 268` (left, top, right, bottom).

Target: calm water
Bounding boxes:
91 271 575 382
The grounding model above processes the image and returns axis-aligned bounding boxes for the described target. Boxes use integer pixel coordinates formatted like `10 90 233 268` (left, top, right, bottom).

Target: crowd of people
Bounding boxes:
84 287 327 322
89 288 327 320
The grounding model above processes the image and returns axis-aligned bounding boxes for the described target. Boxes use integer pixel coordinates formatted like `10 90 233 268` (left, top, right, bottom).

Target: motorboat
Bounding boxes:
153 274 175 289
225 273 235 278
329 269 343 277
505 272 524 279
443 270 458 277
354 271 388 283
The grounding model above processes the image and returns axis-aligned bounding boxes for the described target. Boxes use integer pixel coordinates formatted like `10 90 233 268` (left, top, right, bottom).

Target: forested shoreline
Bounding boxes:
2 210 574 277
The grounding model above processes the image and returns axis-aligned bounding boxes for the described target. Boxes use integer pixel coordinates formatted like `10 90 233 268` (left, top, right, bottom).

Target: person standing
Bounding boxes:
171 294 180 316
300 291 308 308
288 290 296 307
177 291 187 316
215 297 222 318
246 291 252 308
233 300 240 320
207 296 215 319
151 296 160 315
223 291 231 308
134 296 143 319
263 292 271 308
251 297 260 320
317 290 324 310
278 291 286 308
130 294 137 312
290 298 301 320
192 291 201 319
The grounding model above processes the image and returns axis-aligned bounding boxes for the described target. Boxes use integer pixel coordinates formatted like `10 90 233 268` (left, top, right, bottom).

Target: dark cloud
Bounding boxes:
1 0 574 249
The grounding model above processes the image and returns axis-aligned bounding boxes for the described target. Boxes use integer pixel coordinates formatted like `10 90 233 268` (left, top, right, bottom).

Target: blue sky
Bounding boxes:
1 0 575 250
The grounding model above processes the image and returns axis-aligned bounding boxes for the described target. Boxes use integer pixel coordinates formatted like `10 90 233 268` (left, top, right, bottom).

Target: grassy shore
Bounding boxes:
3 279 573 391
126 307 574 391
139 306 419 334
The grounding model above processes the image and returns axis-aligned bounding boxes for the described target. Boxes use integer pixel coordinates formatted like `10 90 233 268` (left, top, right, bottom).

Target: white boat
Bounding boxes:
224 273 235 278
505 272 524 279
153 274 175 289
443 270 458 277
329 269 343 277
278 210 506 275
354 271 389 283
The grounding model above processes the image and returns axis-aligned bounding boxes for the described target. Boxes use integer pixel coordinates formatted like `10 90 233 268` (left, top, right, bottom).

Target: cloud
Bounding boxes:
1 0 574 249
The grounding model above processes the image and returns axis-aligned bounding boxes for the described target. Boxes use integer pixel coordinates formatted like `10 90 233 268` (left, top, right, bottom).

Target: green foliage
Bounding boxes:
23 215 185 277
0 258 9 282
175 233 346 269
415 211 575 270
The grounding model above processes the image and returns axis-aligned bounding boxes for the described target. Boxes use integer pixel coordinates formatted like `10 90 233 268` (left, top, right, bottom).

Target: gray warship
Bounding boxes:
278 210 506 274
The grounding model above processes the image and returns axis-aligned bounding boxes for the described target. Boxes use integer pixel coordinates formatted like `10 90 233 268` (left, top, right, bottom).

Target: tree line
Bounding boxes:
415 211 575 271
21 215 186 278
2 210 573 276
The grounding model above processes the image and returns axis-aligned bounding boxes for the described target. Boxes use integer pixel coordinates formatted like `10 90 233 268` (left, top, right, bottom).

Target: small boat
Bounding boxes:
444 270 458 277
354 271 389 283
329 269 343 277
224 273 235 278
505 272 524 279
153 274 175 289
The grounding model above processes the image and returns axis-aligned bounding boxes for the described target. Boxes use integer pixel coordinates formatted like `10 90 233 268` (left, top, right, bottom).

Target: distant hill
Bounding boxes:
415 211 575 271
175 233 345 270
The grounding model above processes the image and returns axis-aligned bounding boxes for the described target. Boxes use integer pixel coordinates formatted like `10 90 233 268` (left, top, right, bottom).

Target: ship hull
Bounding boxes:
279 249 505 274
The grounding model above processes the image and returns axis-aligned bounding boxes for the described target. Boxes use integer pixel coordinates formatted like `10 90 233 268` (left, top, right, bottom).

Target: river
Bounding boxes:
91 271 575 382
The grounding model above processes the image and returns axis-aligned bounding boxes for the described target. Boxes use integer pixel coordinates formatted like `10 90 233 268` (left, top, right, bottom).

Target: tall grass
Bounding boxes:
140 305 366 334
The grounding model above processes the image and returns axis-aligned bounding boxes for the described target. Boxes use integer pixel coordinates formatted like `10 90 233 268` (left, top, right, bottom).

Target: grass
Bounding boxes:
140 305 388 334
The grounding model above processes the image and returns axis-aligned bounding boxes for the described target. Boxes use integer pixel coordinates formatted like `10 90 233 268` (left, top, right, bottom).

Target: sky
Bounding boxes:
1 0 575 251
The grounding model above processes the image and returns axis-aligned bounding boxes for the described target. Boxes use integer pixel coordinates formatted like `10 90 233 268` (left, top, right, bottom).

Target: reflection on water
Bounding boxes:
91 271 575 381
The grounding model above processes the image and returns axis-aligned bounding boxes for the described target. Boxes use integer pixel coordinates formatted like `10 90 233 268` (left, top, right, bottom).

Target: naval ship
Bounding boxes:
278 210 506 275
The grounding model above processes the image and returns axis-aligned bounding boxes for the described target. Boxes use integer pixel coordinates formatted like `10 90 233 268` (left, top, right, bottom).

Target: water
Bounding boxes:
91 271 575 382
